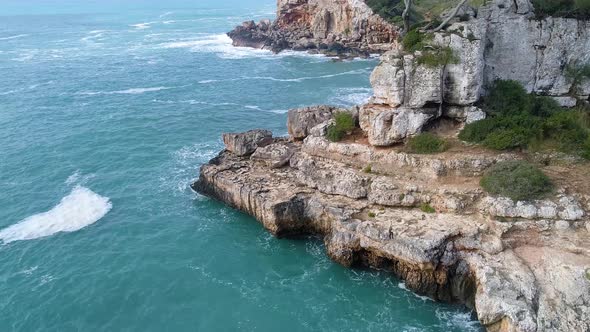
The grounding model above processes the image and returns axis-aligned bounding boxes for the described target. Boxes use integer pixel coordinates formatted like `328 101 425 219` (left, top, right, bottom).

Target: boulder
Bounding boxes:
444 106 487 124
360 105 437 146
222 129 273 156
250 141 296 168
287 105 344 140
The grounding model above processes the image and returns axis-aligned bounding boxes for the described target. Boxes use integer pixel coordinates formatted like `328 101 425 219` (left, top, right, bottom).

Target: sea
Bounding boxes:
0 0 483 330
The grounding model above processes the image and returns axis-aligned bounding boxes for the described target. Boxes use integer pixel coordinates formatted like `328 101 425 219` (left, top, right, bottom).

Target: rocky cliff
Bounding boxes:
367 0 590 145
228 0 399 56
195 0 590 331
194 115 590 332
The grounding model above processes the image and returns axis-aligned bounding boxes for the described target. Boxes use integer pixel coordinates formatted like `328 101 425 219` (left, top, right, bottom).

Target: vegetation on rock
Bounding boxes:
420 203 436 213
326 112 355 142
533 0 590 18
480 161 553 201
368 212 377 218
565 61 590 95
366 0 485 25
459 80 590 159
408 133 449 154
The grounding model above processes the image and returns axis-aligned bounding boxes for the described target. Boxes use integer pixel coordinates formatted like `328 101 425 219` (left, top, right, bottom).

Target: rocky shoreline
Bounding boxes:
194 110 590 332
227 0 398 57
195 0 590 331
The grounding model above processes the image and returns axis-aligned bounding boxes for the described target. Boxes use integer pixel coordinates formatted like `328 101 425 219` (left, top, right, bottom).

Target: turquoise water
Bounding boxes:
0 1 483 331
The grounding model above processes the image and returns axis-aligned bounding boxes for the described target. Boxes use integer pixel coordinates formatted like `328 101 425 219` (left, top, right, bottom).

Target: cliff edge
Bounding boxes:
195 1 590 331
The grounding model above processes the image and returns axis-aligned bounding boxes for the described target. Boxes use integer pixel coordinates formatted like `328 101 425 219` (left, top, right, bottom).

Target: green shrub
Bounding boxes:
565 62 590 95
416 46 458 67
408 133 449 154
459 80 590 158
530 96 561 117
480 161 553 201
586 268 590 281
402 30 433 52
482 128 531 150
582 137 590 160
485 80 531 116
368 212 376 218
543 111 588 152
533 0 590 18
420 203 436 213
363 164 373 173
326 112 355 142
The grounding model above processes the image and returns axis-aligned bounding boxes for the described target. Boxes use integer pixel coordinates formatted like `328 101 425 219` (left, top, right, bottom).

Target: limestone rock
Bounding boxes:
222 129 272 156
290 153 369 199
553 96 578 108
250 141 296 168
287 105 343 140
360 105 437 146
444 106 487 124
227 0 399 56
195 131 590 332
480 196 585 221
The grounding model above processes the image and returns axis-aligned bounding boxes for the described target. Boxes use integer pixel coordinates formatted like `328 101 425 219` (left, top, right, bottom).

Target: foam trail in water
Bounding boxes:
79 86 172 96
0 186 112 244
0 34 29 41
160 34 329 60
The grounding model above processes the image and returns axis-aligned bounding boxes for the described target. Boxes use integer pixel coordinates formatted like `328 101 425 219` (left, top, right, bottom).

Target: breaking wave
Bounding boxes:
78 86 173 96
159 33 328 60
0 186 112 244
0 34 29 41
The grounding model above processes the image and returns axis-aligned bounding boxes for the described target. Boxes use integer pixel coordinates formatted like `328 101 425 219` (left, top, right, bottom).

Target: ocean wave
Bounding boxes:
159 11 174 18
159 33 329 60
398 282 433 302
198 69 372 85
329 87 373 106
79 86 173 96
435 309 481 331
0 34 29 41
130 22 153 30
0 186 112 244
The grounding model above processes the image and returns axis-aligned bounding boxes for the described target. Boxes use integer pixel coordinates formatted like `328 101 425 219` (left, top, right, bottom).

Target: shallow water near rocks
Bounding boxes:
0 0 483 330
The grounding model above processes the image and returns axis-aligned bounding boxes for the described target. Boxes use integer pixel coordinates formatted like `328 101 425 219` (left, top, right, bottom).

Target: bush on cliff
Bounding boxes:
459 80 590 159
326 112 355 142
533 0 590 18
408 133 449 154
480 161 553 201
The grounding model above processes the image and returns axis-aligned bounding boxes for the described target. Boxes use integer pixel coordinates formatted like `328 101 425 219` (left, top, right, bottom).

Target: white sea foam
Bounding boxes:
398 282 433 301
0 34 29 41
130 22 152 30
159 11 174 18
198 69 371 85
79 86 172 96
159 33 331 60
329 87 373 106
0 186 112 244
65 170 95 186
435 309 481 331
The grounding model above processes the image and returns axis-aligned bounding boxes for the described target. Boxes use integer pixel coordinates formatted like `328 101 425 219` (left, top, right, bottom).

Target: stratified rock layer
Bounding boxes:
194 106 590 332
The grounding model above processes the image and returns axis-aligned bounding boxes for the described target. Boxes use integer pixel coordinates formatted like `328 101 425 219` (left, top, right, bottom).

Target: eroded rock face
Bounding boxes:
222 129 272 156
360 105 438 145
287 105 344 140
194 131 590 332
362 0 590 145
227 0 399 56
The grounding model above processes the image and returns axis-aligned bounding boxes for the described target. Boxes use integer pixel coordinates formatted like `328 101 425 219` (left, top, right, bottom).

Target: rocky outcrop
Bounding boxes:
228 0 399 56
194 119 590 332
222 129 273 157
363 0 590 144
